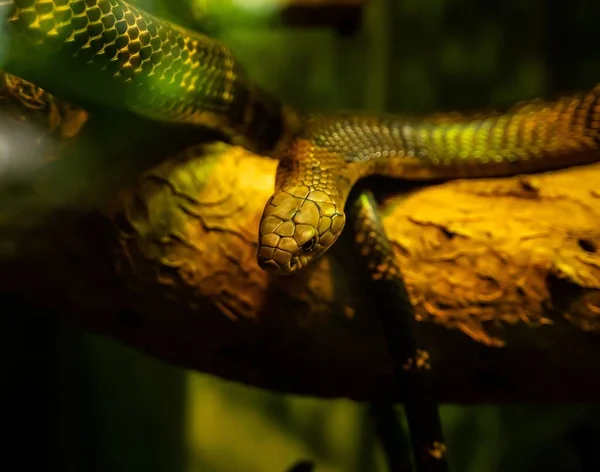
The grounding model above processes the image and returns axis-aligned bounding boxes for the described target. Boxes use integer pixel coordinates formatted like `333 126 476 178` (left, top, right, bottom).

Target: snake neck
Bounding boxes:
274 138 361 210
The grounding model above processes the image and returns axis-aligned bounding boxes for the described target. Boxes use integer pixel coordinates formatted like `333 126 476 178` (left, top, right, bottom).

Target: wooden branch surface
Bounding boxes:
2 73 600 403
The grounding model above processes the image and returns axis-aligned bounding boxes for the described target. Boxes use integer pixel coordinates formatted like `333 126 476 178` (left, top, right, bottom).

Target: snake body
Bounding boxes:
3 0 600 274
1 0 290 152
260 97 600 273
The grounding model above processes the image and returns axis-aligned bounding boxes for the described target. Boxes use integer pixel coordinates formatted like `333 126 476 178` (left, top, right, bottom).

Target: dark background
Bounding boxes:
4 0 600 471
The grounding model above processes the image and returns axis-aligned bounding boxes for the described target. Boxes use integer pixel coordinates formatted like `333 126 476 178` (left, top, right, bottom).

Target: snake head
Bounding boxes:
257 186 345 275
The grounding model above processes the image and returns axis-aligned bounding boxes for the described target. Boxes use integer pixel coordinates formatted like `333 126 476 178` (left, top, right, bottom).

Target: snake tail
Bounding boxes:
350 189 448 472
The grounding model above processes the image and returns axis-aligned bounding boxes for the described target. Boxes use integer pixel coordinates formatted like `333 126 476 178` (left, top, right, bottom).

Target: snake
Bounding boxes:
3 0 600 276
349 190 448 470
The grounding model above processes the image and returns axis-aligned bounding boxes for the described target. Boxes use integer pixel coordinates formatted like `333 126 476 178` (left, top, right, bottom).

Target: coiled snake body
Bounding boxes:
3 0 600 275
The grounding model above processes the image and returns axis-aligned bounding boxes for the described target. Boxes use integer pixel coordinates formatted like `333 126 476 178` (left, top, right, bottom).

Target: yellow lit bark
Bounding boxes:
2 72 600 403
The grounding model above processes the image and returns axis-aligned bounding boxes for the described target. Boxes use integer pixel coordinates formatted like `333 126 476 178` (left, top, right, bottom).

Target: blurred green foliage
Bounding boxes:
5 0 600 471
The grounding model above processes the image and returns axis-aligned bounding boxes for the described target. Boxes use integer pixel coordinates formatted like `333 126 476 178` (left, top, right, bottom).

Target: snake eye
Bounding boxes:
301 237 317 252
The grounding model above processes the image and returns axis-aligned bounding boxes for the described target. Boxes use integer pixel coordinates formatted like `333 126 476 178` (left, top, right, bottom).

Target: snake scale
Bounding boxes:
348 190 448 470
2 0 600 276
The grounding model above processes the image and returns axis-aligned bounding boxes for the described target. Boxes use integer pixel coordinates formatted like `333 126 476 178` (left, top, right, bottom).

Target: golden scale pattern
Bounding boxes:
7 1 600 274
426 442 448 461
258 183 345 273
259 89 600 272
3 71 48 110
295 88 600 177
9 0 250 129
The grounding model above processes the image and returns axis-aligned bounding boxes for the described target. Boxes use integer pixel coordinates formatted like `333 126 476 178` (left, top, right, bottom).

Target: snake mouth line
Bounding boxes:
257 253 308 275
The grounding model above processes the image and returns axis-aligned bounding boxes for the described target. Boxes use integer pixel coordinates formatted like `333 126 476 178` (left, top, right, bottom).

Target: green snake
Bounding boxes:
3 0 600 275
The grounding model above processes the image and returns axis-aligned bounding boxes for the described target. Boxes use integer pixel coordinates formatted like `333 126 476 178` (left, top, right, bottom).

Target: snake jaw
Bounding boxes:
257 187 345 275
257 253 309 275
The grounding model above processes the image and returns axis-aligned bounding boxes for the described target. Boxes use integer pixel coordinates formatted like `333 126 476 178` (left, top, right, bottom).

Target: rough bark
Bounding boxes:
2 73 600 404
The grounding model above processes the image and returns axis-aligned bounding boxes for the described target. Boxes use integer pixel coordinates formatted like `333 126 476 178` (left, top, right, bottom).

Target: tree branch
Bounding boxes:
2 73 600 403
